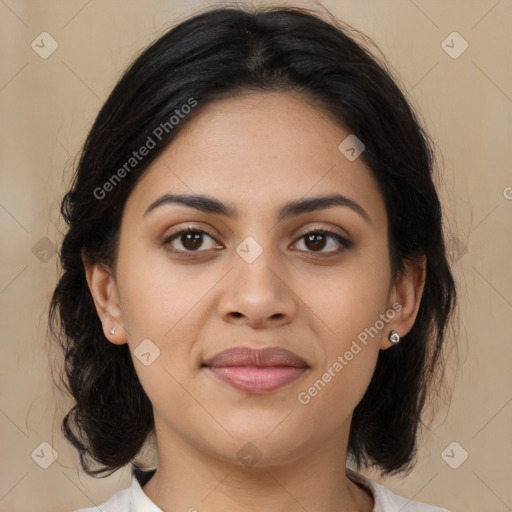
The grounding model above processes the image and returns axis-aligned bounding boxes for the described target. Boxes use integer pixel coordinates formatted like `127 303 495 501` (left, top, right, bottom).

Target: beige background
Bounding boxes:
1 0 511 511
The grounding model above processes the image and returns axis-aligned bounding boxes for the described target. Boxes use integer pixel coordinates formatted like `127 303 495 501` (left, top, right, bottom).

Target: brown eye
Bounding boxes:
162 226 351 258
304 232 328 251
292 229 352 254
178 231 204 250
163 228 219 253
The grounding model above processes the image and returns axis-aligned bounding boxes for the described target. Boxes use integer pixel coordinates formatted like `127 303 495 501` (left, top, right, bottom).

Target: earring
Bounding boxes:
388 330 400 344
109 327 116 335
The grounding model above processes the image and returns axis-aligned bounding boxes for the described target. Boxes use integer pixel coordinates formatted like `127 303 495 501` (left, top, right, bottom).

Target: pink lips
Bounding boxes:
203 346 309 394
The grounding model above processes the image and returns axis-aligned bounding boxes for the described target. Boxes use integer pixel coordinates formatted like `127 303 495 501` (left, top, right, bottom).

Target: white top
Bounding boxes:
73 469 451 512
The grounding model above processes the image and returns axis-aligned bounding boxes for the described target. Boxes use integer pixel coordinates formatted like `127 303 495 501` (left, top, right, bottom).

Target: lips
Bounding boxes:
203 346 309 394
204 346 308 368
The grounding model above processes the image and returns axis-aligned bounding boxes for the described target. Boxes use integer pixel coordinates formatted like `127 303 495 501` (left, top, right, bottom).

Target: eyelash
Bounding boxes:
161 225 353 258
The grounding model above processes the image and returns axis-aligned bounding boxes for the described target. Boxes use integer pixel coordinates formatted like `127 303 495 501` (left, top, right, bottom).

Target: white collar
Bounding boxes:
125 468 449 512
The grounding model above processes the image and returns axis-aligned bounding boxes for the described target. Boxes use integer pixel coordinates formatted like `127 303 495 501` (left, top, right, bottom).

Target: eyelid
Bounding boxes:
290 225 353 252
161 224 219 246
161 223 352 255
293 224 350 242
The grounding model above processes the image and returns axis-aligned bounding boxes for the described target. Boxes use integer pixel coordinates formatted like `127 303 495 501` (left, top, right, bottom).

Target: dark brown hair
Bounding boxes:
50 3 456 479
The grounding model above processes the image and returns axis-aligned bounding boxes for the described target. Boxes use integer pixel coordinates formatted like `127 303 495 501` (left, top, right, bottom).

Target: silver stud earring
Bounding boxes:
109 327 116 335
388 330 400 344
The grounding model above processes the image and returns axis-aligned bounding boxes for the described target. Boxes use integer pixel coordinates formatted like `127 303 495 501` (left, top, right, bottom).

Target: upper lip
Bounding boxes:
203 346 309 368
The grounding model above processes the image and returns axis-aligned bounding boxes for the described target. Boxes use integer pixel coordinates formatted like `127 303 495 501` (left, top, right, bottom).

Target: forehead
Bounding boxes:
125 91 385 223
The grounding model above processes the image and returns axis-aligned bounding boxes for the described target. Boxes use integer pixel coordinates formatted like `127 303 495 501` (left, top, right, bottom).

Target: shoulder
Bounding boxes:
70 472 162 512
347 469 451 512
71 484 131 512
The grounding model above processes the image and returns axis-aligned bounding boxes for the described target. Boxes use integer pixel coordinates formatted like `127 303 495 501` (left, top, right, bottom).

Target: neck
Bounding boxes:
141 422 373 512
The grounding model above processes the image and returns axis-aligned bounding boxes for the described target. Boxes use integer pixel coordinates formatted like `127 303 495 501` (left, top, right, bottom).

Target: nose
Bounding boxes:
217 251 297 329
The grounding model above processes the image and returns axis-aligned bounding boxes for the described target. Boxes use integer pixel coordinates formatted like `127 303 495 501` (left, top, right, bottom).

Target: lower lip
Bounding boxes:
206 366 308 393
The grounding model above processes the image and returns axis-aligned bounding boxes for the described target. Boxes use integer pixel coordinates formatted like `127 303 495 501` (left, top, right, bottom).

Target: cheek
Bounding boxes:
294 253 390 409
303 253 392 345
296 345 379 431
296 268 389 411
115 249 220 406
116 242 209 339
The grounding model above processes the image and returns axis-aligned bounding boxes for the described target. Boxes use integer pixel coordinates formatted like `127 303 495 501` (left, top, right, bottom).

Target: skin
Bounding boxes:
84 91 425 512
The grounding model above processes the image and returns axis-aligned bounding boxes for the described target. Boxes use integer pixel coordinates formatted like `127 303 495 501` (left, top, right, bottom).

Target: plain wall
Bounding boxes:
0 1 511 510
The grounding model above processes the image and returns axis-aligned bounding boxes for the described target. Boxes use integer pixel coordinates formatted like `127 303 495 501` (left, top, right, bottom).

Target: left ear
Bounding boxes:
380 252 426 350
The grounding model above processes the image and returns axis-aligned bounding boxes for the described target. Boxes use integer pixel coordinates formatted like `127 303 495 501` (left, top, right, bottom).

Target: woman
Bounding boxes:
50 4 456 511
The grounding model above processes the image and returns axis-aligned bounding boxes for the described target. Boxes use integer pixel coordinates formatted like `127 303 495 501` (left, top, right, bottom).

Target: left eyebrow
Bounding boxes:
143 193 371 224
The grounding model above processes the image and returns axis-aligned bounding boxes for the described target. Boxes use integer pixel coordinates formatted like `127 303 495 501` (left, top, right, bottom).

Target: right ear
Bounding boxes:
82 252 128 345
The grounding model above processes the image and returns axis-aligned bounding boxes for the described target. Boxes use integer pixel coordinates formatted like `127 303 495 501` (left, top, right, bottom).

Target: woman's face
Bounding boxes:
88 91 419 467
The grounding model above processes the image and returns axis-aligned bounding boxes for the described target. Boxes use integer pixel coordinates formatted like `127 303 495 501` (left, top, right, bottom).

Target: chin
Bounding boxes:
194 421 312 470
